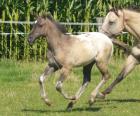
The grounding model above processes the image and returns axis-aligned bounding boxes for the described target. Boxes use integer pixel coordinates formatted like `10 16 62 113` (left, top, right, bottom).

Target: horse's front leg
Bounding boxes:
39 66 57 106
55 67 72 99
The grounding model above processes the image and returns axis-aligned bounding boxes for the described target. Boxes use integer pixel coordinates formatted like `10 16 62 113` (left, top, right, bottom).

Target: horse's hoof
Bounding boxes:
88 100 93 106
44 99 52 106
70 96 77 100
66 101 74 111
102 88 112 95
96 92 105 99
45 101 52 106
64 95 77 100
88 99 95 106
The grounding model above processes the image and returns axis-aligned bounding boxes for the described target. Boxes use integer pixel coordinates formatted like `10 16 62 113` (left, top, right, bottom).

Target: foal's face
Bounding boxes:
28 17 47 44
101 10 124 37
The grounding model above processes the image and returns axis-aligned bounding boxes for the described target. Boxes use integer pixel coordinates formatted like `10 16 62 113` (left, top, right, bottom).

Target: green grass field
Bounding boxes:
0 58 140 116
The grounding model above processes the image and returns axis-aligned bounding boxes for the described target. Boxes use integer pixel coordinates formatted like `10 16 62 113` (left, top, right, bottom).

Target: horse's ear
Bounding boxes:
45 13 54 21
34 13 39 19
40 12 47 19
31 12 38 19
108 4 117 13
108 4 113 10
40 12 53 20
46 12 52 17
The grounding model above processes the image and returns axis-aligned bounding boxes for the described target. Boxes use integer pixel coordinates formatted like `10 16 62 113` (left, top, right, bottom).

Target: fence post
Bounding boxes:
96 17 104 31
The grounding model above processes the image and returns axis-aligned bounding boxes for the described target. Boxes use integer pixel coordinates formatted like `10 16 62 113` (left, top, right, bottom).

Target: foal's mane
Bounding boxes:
42 14 67 34
109 5 140 15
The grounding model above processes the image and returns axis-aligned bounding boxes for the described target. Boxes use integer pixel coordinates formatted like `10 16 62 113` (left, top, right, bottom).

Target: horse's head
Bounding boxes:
101 8 125 37
28 15 47 44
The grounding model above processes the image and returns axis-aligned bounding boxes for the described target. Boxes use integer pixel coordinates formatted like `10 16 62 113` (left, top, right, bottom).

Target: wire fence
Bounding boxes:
0 20 128 35
0 20 130 60
0 20 102 25
0 20 104 60
0 20 103 35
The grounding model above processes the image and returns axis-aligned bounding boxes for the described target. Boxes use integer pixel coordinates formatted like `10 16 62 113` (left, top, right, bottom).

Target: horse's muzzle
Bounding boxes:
28 36 34 45
100 29 117 38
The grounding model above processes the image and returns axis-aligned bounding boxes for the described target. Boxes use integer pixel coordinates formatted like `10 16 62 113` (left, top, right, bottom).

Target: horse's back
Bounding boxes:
75 32 111 42
75 32 113 52
86 32 113 60
68 32 113 66
89 32 113 52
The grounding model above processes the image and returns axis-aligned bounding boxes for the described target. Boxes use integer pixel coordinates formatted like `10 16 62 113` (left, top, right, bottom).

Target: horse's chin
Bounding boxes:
28 36 36 45
111 32 123 38
110 34 117 38
29 41 34 45
100 28 122 38
100 28 113 37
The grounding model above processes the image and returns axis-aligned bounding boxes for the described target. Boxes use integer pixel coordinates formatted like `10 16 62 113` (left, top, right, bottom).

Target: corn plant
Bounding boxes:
0 0 140 61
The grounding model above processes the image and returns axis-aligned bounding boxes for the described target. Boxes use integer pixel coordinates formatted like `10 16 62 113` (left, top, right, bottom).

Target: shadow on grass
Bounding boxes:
22 107 101 113
22 98 140 113
98 98 140 103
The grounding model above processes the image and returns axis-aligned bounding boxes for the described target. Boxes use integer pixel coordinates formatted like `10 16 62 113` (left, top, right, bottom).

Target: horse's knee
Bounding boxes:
107 73 111 80
117 77 123 83
39 74 44 85
56 81 62 92
103 72 111 81
116 73 124 83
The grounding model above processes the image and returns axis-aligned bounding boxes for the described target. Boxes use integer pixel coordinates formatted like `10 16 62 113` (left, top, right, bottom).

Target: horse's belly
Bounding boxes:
74 57 95 67
69 44 97 66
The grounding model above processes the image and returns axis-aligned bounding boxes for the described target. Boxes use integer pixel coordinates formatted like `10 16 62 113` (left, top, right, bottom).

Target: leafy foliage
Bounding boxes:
0 0 140 60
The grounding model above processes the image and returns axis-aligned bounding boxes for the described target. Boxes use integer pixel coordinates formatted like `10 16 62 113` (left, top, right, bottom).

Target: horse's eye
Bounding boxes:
38 23 43 27
35 22 43 27
109 21 115 25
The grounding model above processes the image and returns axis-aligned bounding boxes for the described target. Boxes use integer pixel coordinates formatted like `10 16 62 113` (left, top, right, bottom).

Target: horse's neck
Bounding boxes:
124 10 140 40
45 21 66 51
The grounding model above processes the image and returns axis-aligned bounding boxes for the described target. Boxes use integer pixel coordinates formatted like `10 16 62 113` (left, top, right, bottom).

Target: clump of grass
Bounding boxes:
0 59 33 82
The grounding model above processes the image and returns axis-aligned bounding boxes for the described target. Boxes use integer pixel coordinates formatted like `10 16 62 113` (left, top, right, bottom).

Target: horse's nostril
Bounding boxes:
28 37 32 43
28 36 35 45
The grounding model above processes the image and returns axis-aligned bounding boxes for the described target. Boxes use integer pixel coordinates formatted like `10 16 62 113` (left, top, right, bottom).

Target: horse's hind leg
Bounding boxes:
67 62 95 110
89 60 110 106
101 55 138 97
39 66 57 106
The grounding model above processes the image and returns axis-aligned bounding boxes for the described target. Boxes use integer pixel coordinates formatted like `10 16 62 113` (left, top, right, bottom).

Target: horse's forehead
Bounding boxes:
108 12 117 18
105 12 118 21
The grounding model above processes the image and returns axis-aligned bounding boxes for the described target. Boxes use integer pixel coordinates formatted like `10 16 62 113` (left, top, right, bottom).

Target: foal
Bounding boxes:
28 14 113 110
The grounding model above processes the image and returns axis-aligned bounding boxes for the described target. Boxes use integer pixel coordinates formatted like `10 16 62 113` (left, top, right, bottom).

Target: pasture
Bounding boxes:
0 58 140 116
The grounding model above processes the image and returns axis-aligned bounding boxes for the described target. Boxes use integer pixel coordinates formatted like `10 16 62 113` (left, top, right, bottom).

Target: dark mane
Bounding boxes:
109 5 140 14
109 8 120 16
45 14 67 34
127 5 140 12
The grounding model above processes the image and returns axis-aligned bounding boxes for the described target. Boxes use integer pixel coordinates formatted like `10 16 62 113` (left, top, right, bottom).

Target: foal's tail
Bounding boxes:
102 34 114 62
110 42 114 58
106 40 114 63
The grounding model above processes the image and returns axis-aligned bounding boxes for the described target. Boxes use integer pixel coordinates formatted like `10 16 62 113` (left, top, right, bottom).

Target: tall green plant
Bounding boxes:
1 0 140 60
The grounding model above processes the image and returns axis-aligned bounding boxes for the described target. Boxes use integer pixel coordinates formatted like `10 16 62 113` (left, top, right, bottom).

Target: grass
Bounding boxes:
0 58 140 116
